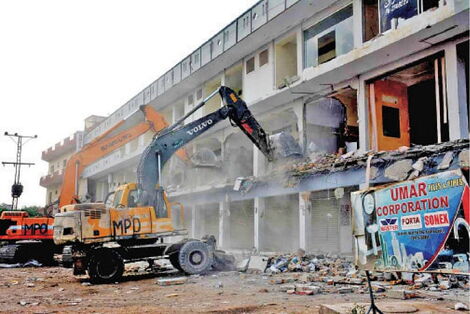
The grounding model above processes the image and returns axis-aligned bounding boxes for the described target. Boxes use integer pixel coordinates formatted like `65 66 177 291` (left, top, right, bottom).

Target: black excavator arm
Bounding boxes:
136 86 273 206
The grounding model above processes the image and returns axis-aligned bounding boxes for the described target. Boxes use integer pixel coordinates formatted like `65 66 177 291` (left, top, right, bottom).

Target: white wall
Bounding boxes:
243 44 274 104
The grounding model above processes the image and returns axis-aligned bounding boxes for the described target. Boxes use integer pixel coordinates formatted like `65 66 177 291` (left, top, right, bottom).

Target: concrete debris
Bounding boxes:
437 151 454 170
384 159 413 181
156 277 188 286
459 150 469 169
285 139 468 184
270 131 304 159
236 258 250 272
233 176 256 194
212 250 236 271
0 259 42 268
385 289 418 300
246 256 268 273
455 302 469 311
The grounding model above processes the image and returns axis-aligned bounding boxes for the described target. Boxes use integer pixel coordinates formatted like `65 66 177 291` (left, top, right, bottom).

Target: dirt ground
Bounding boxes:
0 265 467 313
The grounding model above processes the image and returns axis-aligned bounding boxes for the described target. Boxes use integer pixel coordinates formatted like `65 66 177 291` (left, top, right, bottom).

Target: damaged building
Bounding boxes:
41 0 469 255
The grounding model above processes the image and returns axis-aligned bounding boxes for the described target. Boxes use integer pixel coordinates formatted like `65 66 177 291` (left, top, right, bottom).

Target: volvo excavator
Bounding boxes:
53 86 276 283
0 105 187 264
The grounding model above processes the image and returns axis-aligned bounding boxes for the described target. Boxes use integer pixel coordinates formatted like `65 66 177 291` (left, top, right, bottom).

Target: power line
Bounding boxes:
2 132 37 210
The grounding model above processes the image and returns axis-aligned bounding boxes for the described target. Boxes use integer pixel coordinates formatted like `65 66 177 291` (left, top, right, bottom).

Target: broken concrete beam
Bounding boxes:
156 277 188 286
438 151 454 170
384 159 413 181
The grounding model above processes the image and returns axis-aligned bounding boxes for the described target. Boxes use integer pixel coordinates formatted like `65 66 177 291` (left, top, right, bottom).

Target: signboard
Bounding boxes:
352 170 470 274
380 0 418 32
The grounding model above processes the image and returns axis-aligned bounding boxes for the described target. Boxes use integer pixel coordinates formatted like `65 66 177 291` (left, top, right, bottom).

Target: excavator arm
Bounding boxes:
137 86 273 206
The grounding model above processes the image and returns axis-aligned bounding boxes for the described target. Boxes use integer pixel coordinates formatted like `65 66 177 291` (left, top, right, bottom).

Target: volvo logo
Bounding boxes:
186 119 213 136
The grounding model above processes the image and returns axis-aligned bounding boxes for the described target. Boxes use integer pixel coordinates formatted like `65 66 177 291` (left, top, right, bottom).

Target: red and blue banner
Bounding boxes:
352 170 470 274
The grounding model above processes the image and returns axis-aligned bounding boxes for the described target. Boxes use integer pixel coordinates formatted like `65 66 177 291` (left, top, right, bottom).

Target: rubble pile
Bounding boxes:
284 139 469 179
238 250 469 298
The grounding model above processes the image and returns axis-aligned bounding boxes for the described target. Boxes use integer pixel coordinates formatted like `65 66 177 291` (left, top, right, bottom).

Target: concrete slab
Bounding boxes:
318 302 461 314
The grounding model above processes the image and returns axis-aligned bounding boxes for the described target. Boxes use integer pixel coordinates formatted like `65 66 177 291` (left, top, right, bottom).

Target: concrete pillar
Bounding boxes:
254 197 265 251
253 145 266 251
291 99 306 153
296 26 304 75
191 205 197 238
353 0 364 48
218 198 230 248
357 77 370 152
445 44 469 140
299 192 311 250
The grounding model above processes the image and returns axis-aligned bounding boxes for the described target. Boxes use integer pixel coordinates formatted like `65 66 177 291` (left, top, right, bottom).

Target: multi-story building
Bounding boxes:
40 115 105 206
41 0 469 254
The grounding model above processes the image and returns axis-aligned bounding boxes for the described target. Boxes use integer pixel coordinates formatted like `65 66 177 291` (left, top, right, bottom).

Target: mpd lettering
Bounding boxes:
112 217 142 235
23 223 48 235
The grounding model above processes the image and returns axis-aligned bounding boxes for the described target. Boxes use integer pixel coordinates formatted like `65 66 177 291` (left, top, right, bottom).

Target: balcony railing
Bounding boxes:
39 169 64 187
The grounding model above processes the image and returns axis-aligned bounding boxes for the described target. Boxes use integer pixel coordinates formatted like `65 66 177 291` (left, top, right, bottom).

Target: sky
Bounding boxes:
0 0 257 207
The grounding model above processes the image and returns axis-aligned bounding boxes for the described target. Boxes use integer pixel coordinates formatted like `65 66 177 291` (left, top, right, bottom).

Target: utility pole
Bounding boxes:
2 132 37 210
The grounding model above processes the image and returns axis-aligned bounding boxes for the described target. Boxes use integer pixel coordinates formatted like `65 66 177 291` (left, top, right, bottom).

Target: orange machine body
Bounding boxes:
0 211 54 241
59 106 188 208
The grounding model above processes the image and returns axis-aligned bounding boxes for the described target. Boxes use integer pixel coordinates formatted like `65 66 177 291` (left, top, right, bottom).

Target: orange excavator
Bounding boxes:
59 105 188 208
0 105 188 264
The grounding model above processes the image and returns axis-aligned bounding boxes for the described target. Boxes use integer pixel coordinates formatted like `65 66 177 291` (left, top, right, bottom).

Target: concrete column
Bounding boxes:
299 192 311 250
445 44 469 140
353 0 364 48
357 77 370 152
191 206 197 238
253 144 266 251
218 198 230 248
254 197 265 251
291 99 306 152
296 26 304 75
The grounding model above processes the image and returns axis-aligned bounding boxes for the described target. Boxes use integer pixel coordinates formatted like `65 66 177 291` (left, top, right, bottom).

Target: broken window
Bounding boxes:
225 63 243 96
275 34 298 89
304 4 353 68
318 30 336 64
368 55 450 151
246 57 255 74
259 49 269 66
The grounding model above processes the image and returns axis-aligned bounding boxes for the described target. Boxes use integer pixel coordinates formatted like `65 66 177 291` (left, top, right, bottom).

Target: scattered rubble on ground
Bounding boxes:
233 250 470 299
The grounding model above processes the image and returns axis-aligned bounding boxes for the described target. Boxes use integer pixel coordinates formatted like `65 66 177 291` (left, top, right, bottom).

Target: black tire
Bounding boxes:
177 241 213 275
87 249 124 284
169 252 183 272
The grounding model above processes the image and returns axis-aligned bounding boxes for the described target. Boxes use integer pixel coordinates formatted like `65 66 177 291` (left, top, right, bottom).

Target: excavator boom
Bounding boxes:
137 86 273 205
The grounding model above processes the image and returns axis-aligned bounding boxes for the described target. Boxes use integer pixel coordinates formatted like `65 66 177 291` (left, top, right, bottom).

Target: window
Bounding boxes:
63 159 67 167
187 94 194 105
382 106 401 138
259 49 269 66
246 57 255 74
128 189 138 207
113 190 123 207
50 165 54 173
318 31 336 64
304 5 353 68
197 89 203 100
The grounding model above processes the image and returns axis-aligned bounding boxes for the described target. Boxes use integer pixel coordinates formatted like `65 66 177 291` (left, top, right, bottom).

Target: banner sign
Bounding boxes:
352 170 470 274
380 0 418 32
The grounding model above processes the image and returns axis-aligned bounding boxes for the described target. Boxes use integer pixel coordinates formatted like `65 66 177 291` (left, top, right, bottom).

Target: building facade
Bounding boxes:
41 0 469 254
